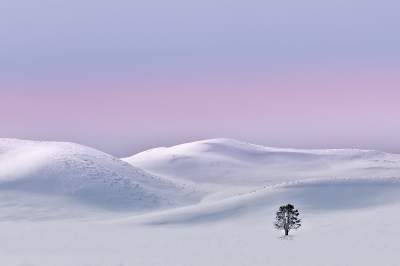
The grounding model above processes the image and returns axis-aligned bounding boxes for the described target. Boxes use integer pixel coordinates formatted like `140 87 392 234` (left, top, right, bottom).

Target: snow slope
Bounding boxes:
0 139 200 218
2 138 400 265
123 177 400 225
120 138 400 225
2 137 400 220
123 138 400 186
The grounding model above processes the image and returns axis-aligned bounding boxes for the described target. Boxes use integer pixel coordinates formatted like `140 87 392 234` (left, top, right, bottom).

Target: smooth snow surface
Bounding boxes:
3 205 399 266
2 138 400 265
0 139 200 218
123 138 400 185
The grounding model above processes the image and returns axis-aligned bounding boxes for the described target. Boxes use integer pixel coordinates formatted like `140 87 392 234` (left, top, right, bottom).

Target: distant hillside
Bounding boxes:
123 138 400 185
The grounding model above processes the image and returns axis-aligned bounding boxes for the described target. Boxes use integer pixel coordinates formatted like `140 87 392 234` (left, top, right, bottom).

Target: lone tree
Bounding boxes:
274 204 301 236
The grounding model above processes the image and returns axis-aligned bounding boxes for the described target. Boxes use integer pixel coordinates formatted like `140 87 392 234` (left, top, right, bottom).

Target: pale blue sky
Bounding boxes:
1 0 399 79
1 0 400 156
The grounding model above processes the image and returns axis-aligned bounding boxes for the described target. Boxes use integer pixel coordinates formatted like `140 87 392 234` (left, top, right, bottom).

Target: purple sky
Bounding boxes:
1 0 400 156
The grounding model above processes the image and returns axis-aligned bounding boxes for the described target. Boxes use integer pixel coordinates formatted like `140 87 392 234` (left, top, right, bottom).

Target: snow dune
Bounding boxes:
2 137 400 223
2 138 400 266
123 138 400 186
120 138 400 224
0 139 200 218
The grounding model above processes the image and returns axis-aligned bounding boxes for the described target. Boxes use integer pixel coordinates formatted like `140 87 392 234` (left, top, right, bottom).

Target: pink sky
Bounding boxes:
2 0 400 155
2 65 400 156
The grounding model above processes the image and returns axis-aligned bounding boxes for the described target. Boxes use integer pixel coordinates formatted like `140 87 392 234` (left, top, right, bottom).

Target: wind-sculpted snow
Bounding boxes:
0 139 200 217
123 138 400 185
122 177 400 225
3 137 400 223
3 138 400 266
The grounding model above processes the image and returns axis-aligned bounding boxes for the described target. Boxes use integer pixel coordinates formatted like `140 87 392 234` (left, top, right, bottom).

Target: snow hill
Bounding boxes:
3 138 400 266
2 137 400 223
123 138 400 186
0 139 200 216
120 138 400 224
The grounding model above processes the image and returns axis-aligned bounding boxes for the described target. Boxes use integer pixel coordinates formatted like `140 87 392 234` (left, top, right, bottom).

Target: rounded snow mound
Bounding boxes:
123 138 400 185
0 139 198 212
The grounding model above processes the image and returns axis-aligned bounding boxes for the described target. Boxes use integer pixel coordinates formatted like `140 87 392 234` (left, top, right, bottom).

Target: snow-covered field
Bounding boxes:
1 138 400 266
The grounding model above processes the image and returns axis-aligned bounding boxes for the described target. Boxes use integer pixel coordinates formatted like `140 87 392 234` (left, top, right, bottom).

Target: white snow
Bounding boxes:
0 139 201 218
1 138 400 265
123 138 400 186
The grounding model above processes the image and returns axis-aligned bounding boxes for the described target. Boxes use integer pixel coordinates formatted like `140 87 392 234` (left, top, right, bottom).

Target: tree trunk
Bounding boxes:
284 210 289 236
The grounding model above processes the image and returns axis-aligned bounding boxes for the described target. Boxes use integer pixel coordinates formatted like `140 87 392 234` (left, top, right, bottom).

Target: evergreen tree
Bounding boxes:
274 204 301 236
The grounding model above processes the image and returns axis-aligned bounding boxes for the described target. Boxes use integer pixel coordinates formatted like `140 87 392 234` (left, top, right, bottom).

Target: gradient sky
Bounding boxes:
1 0 400 156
